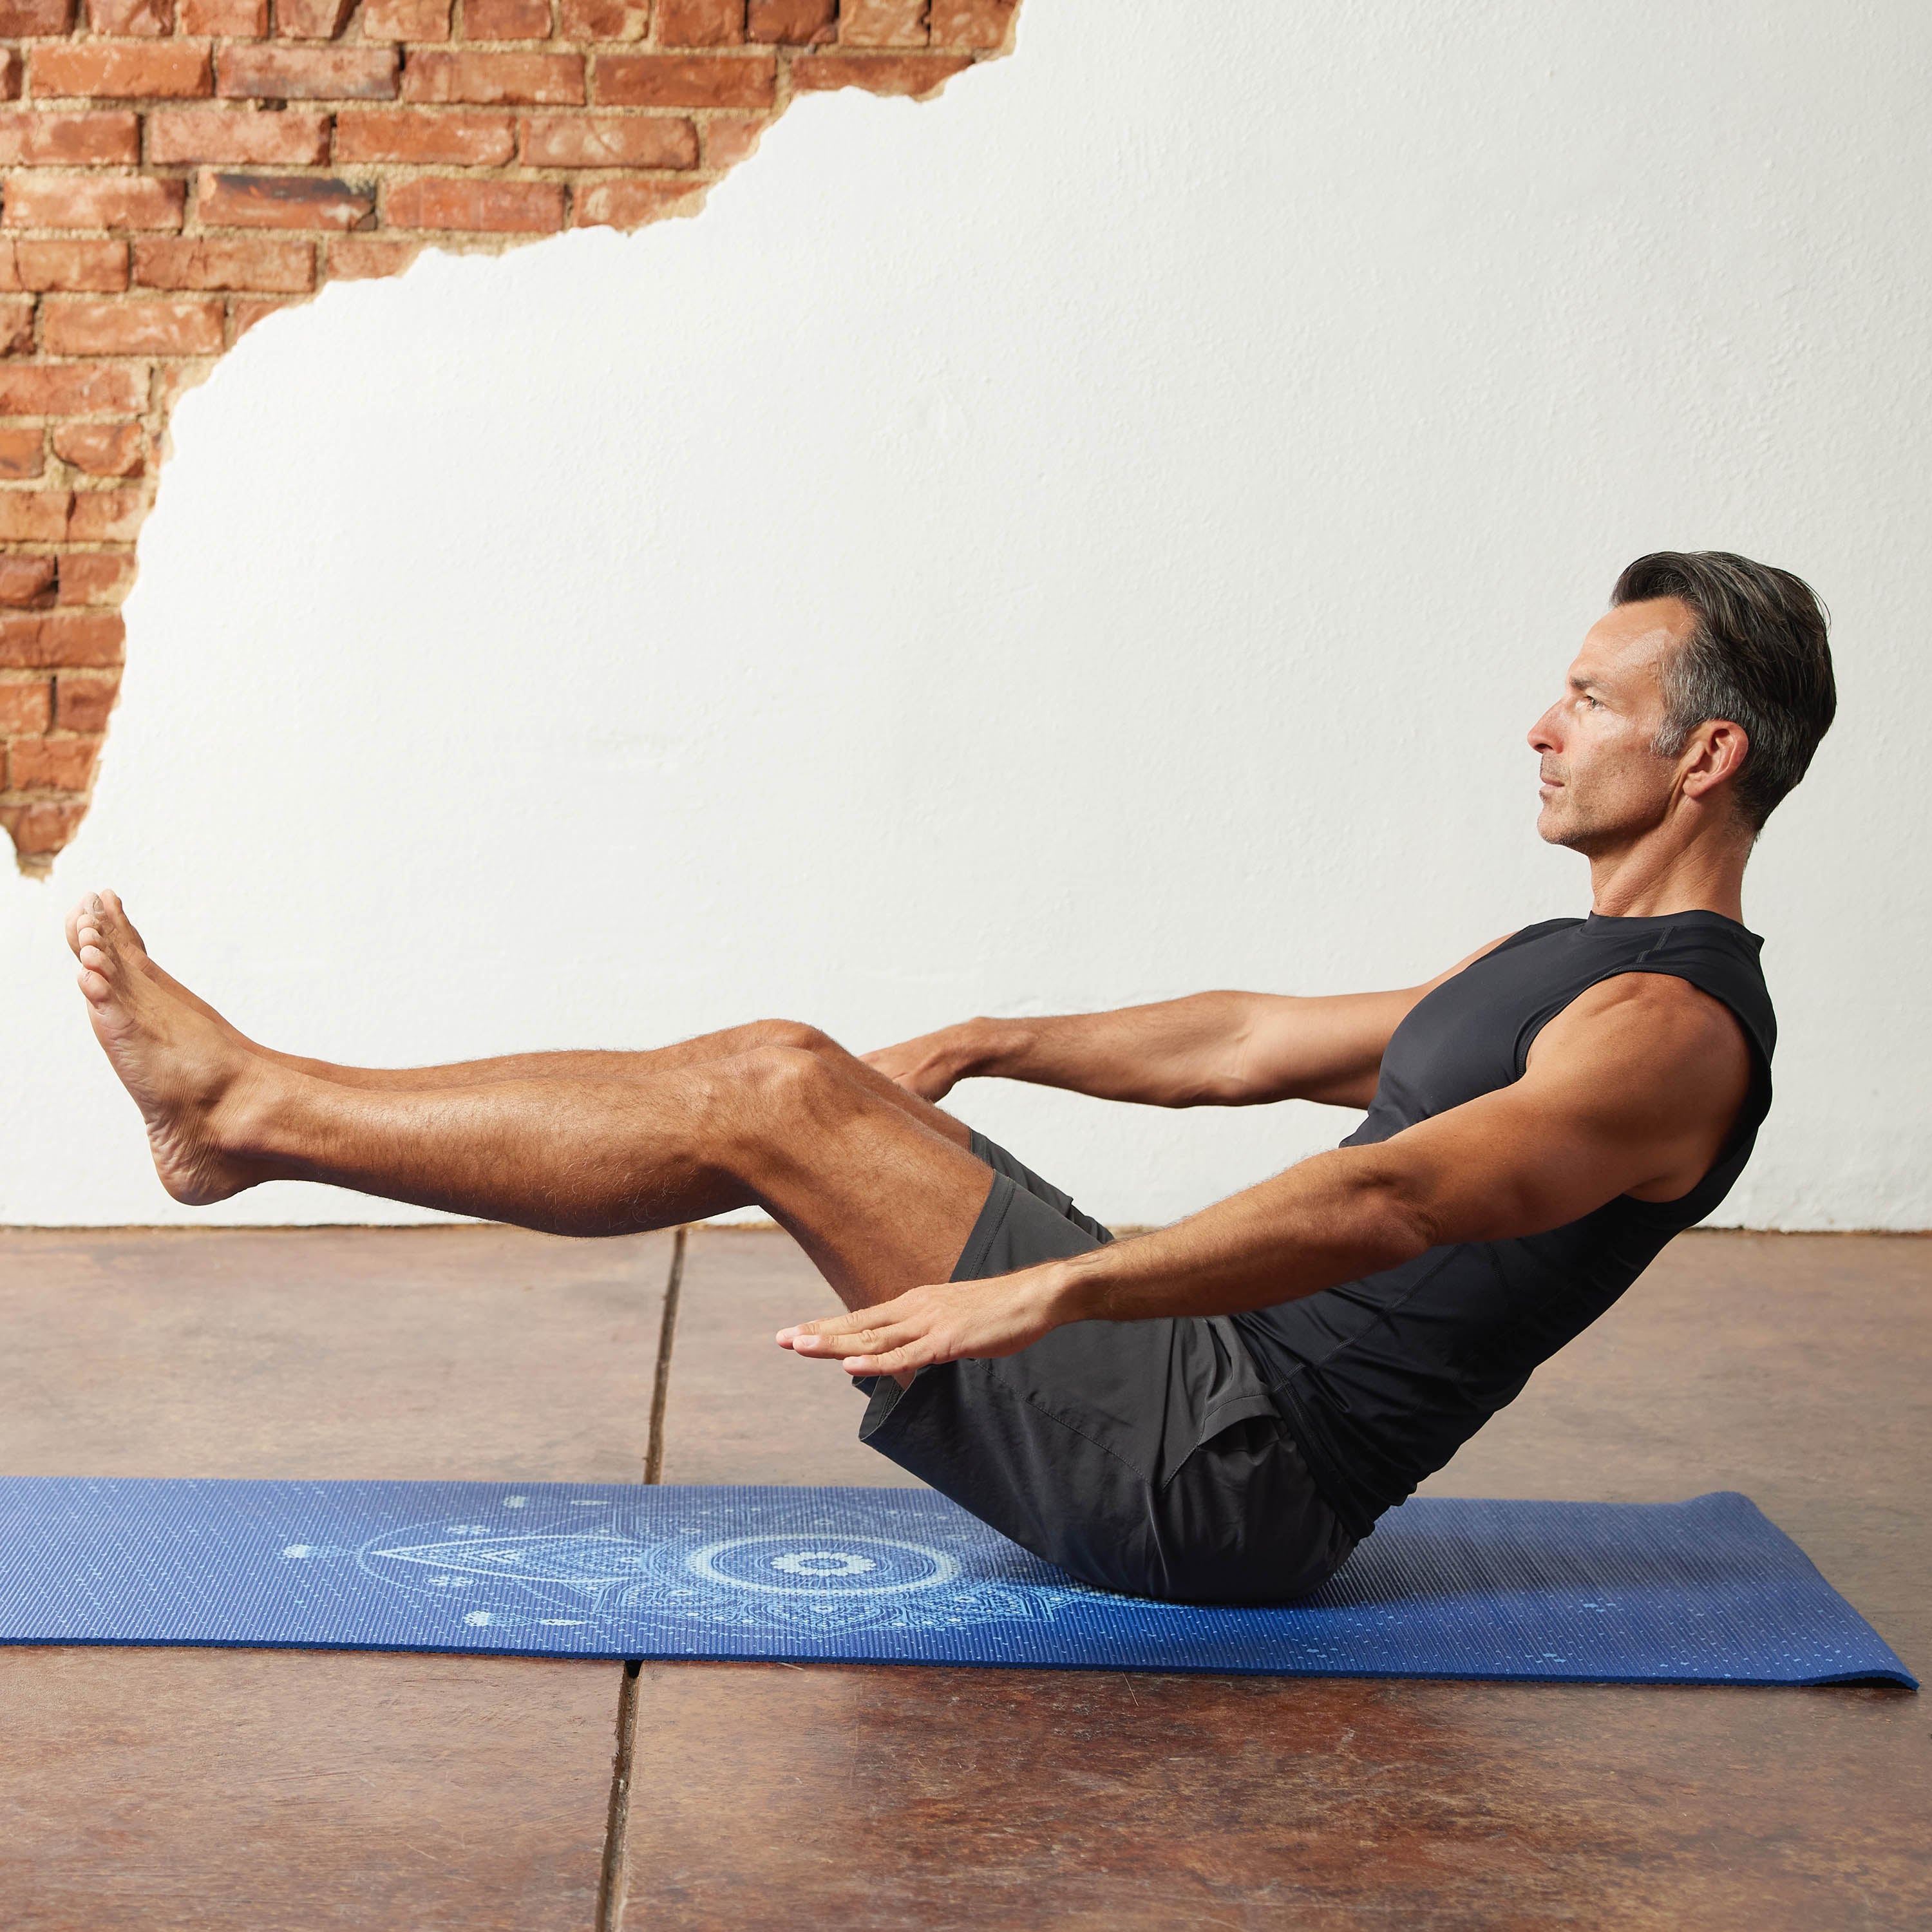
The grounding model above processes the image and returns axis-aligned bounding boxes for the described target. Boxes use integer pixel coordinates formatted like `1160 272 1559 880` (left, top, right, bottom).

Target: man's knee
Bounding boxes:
701 1042 861 1166
741 1018 840 1060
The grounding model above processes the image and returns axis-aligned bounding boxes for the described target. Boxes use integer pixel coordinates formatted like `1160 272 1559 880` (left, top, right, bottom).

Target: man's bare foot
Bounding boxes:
70 890 273 1206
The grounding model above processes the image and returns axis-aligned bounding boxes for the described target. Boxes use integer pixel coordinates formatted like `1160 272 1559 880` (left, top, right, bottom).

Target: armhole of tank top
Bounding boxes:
1510 960 1772 1110
1516 960 1773 1218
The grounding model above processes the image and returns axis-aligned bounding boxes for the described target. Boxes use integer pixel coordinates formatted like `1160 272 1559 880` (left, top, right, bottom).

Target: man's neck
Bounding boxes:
1587 832 1750 923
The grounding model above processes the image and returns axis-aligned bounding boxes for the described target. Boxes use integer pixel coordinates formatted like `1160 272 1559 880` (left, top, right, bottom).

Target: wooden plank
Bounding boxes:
627 1227 1931 1930
625 1663 1930 1931
0 1224 673 1931
0 1224 672 1481
0 1648 619 1932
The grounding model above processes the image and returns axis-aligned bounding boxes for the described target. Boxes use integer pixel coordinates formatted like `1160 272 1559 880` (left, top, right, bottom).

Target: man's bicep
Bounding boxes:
1224 991 1401 1106
1231 935 1517 1108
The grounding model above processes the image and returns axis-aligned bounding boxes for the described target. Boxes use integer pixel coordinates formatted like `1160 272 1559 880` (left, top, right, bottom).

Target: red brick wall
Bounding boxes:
0 0 1016 871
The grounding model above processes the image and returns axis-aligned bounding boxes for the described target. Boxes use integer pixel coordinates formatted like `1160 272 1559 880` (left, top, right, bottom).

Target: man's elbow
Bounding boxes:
1349 1159 1450 1265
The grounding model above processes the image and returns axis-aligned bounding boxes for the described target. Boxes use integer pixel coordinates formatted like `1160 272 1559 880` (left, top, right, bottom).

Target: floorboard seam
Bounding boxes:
643 1228 688 1490
595 1226 687 1931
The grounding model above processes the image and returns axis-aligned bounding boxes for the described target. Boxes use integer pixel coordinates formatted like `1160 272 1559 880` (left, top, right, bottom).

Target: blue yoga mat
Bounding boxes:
0 1479 1912 1687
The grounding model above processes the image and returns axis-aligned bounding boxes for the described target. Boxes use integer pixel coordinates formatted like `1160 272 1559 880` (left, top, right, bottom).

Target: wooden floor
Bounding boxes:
0 1223 1924 1929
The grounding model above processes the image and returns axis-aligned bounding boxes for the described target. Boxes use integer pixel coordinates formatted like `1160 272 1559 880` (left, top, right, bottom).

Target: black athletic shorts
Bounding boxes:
857 1132 1359 1605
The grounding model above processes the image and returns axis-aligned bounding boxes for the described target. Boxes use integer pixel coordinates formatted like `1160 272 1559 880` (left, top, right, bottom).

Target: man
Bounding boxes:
70 551 1833 1605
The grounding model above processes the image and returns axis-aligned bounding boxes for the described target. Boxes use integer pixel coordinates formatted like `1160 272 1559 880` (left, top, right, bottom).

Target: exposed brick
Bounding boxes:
0 610 124 667
0 678 52 730
573 174 704 227
464 0 551 37
929 0 1013 48
746 0 834 43
0 555 55 607
0 294 32 356
54 671 119 728
8 735 98 791
152 358 208 413
0 0 77 31
557 0 645 39
520 111 696 168
656 0 742 47
325 232 421 278
0 800 88 854
0 113 141 167
791 51 969 95
217 45 399 99
839 0 925 48
0 363 145 415
336 108 516 166
386 174 564 231
66 488 146 540
52 419 144 474
404 49 585 105
86 0 172 33
30 43 213 101
3 174 184 231
0 52 20 105
0 426 44 477
592 52 773 108
701 111 766 166
43 296 223 355
275 0 355 37
147 110 332 166
0 239 128 292
178 0 267 29
362 0 450 38
0 491 69 541
232 294 292 336
55 551 136 604
198 169 374 229
135 234 314 290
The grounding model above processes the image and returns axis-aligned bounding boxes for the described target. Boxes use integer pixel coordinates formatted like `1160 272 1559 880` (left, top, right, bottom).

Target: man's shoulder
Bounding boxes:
1534 969 1754 1088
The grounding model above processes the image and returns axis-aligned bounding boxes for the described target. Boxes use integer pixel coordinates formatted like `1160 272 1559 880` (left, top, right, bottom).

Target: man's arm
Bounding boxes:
864 940 1508 1113
784 971 1754 1376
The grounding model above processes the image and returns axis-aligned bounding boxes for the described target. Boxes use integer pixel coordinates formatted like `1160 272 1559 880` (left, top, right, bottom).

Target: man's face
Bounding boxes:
1527 598 1697 854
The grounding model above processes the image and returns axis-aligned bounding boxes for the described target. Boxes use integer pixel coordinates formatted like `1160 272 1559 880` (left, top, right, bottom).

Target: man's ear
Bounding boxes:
1680 717 1750 804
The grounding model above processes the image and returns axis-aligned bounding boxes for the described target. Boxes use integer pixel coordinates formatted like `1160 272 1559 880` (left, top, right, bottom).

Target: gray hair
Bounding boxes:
1612 551 1835 830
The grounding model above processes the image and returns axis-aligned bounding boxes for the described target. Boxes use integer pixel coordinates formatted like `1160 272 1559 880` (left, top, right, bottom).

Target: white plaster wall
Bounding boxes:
3 0 1927 1229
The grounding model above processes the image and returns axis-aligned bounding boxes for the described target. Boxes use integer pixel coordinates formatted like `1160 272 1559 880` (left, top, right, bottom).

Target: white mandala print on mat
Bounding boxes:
350 1502 1116 1639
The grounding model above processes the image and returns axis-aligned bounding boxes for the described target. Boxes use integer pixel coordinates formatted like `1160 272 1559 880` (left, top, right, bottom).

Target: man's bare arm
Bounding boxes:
786 971 1752 1375
863 940 1507 1113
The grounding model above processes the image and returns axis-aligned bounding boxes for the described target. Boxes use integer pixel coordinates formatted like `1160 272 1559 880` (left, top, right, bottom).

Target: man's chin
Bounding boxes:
1535 803 1582 851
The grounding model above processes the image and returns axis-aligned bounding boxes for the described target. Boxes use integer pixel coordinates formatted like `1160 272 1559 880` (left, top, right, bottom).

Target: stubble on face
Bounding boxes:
1531 600 1694 855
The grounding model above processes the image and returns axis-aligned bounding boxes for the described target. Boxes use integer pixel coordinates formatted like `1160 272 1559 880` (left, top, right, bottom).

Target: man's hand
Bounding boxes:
861 1027 976 1104
777 1265 1074 1378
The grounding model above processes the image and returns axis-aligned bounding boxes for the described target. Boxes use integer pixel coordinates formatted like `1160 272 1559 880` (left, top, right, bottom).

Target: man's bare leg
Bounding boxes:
69 892 993 1314
63 896 970 1139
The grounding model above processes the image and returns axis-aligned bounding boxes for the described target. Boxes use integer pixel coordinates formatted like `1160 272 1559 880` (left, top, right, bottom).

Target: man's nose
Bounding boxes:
1527 705 1561 753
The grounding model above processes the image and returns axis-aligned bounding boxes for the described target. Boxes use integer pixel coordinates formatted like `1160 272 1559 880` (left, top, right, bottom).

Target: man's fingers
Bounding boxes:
777 1319 906 1358
840 1339 933 1378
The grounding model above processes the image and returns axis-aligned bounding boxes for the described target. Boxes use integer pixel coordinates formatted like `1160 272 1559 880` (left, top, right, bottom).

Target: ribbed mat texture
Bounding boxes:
0 1479 1912 1687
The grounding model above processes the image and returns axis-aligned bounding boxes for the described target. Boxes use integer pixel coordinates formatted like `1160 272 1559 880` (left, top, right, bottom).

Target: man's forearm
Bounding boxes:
1050 1145 1439 1324
917 994 1284 1108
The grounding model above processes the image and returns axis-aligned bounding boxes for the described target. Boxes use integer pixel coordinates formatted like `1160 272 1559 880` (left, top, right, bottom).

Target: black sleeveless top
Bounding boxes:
1231 911 1777 1538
